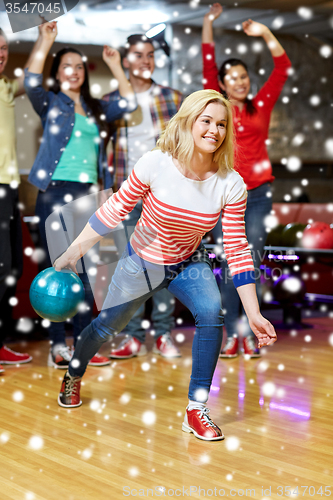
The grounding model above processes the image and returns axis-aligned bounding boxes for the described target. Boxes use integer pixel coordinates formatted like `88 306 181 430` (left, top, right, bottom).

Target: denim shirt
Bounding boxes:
24 69 136 191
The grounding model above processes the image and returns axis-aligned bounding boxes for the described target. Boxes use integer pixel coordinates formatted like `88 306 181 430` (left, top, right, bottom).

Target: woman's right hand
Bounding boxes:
103 46 121 69
40 21 57 42
54 250 78 275
204 3 223 22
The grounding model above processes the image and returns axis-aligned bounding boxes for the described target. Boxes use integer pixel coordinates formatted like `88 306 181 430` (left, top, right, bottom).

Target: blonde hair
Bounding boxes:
157 89 234 172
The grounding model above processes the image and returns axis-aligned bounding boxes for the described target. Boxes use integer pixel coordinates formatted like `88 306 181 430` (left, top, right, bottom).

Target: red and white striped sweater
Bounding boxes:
90 150 255 283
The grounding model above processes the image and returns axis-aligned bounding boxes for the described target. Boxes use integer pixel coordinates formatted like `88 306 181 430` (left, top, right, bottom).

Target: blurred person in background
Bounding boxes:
24 21 136 369
103 34 183 360
202 3 291 358
0 26 44 372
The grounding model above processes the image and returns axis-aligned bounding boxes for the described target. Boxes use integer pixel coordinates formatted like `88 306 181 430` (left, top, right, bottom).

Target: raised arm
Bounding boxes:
243 19 291 108
202 3 223 44
28 21 57 74
15 25 44 97
201 3 222 92
24 22 57 116
102 46 134 99
242 19 285 57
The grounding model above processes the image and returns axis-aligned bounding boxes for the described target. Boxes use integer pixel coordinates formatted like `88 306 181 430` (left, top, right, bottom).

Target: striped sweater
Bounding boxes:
90 149 255 287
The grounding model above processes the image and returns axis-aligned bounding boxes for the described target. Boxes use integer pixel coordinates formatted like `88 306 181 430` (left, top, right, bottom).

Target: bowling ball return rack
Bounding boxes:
205 243 333 329
263 245 333 328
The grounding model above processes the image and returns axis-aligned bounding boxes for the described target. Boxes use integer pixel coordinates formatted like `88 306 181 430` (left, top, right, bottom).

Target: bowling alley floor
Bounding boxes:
0 314 333 500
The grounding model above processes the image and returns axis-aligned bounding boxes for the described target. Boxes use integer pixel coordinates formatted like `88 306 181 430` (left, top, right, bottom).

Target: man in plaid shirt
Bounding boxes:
103 34 183 360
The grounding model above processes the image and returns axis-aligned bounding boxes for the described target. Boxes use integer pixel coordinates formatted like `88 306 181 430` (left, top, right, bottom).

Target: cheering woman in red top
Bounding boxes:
202 3 291 358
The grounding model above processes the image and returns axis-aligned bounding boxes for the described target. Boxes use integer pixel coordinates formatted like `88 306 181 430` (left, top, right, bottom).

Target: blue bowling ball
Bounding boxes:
29 267 85 322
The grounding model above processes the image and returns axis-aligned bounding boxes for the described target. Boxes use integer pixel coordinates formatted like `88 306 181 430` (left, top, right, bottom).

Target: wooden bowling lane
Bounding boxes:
0 320 332 500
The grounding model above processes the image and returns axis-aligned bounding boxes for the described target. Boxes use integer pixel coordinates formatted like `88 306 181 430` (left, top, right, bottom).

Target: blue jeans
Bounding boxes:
35 181 98 347
69 244 223 402
212 183 272 339
112 202 175 342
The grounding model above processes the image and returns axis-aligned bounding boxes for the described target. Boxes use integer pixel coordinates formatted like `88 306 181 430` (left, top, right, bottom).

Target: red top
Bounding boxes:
202 43 292 190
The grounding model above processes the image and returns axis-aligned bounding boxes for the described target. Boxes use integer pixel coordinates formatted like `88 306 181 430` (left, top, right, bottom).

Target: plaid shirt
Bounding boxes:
103 81 183 190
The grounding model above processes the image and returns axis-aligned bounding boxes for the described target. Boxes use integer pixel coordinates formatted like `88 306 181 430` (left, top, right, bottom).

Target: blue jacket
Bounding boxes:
24 70 136 191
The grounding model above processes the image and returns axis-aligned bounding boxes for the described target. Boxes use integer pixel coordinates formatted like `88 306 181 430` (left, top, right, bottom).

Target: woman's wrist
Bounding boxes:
247 310 261 323
262 30 285 56
61 245 81 265
40 37 54 48
203 15 214 24
36 39 53 58
262 28 274 41
108 63 122 76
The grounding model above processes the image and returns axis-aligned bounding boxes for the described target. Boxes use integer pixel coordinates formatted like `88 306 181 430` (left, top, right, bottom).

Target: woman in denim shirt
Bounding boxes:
24 21 136 368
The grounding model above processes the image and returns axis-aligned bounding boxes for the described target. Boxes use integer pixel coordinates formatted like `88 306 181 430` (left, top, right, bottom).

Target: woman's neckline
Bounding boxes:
170 156 219 183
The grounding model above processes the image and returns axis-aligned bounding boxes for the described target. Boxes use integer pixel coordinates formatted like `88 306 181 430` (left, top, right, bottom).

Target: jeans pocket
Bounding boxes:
121 255 143 277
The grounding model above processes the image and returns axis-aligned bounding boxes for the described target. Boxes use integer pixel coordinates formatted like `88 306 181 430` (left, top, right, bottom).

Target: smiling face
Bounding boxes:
219 64 251 102
0 35 8 76
192 102 227 155
123 41 155 81
56 52 85 92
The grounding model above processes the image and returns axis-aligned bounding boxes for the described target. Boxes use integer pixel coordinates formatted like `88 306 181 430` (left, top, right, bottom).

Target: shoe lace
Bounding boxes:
65 374 80 397
192 406 218 428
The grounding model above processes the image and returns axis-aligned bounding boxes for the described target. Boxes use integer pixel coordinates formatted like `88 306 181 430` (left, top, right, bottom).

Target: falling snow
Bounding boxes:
142 411 156 425
28 436 44 450
225 436 240 451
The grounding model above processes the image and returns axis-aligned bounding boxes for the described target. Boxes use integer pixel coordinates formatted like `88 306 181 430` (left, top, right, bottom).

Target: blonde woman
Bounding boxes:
54 89 277 441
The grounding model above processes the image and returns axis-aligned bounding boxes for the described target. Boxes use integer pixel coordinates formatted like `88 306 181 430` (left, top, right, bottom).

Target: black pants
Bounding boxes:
0 185 23 348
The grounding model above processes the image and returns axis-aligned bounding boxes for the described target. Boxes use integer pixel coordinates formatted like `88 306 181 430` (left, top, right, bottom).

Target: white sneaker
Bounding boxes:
47 345 72 369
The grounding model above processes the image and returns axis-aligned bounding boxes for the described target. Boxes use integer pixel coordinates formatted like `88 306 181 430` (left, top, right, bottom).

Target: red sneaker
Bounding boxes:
219 337 239 358
58 371 82 408
152 333 181 358
0 364 4 374
243 336 261 358
109 335 147 359
88 353 111 366
0 346 32 365
182 406 224 441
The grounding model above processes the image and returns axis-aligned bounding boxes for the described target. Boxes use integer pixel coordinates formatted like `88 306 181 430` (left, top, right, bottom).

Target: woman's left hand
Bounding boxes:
103 46 121 68
248 313 277 348
242 19 269 37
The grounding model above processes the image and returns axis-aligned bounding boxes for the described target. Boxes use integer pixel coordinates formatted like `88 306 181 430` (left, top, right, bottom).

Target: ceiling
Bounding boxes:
0 0 333 46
